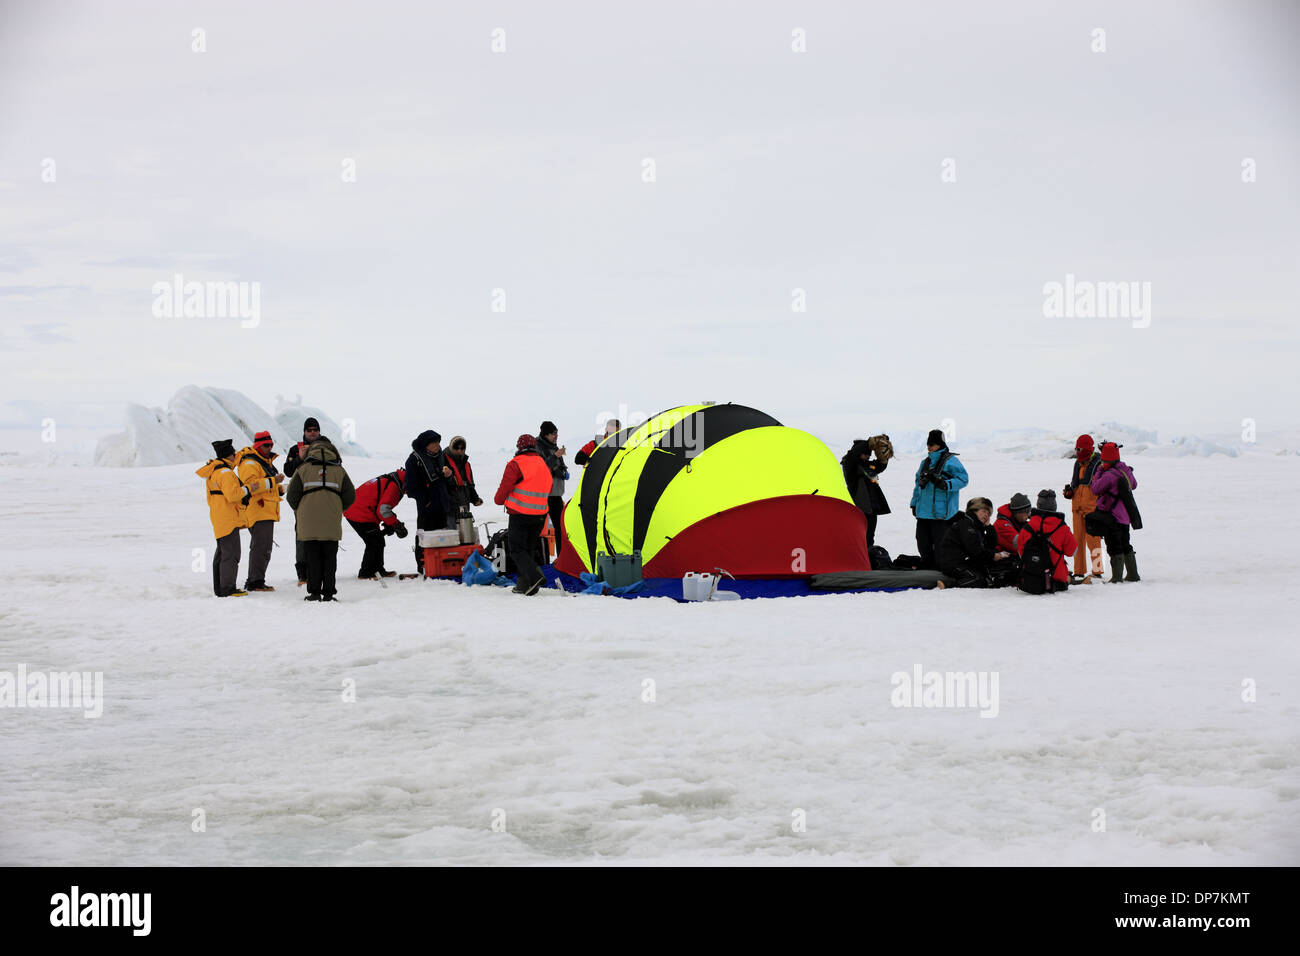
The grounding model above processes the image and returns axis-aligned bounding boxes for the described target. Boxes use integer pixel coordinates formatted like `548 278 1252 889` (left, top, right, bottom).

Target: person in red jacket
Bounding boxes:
1015 489 1078 593
575 419 622 465
344 469 407 579
494 434 552 596
994 493 1032 553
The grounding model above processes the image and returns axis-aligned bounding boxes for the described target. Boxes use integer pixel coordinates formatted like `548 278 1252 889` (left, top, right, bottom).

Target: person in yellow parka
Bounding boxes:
197 438 248 597
236 430 285 592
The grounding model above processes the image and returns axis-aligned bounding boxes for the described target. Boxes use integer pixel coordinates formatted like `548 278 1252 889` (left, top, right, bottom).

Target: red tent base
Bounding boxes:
555 495 871 579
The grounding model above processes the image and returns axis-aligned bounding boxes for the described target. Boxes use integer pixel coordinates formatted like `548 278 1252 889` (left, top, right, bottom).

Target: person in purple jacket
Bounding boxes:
1088 442 1141 583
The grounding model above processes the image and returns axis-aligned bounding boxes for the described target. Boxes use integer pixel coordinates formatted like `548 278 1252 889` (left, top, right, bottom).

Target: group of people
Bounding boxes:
199 417 1141 600
198 417 590 601
842 429 1142 592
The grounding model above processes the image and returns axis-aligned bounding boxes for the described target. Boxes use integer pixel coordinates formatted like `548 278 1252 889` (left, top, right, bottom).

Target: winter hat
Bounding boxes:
1009 492 1032 513
965 496 994 515
1035 488 1058 512
926 429 946 447
411 429 441 451
516 434 537 451
1100 441 1120 463
449 435 467 452
253 430 273 448
211 438 236 459
539 421 558 437
303 417 320 432
1076 434 1094 456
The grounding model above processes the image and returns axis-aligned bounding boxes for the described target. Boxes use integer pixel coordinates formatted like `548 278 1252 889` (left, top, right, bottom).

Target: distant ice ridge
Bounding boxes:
94 387 366 466
886 422 1237 460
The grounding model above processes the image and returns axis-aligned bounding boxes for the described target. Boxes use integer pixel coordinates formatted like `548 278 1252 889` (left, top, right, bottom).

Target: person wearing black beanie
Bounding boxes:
284 418 330 585
909 428 969 569
404 429 451 573
197 439 247 596
534 421 567 560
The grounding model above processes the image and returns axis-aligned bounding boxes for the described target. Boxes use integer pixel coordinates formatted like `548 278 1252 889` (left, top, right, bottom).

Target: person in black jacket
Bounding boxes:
283 417 329 586
534 421 567 561
443 436 483 522
404 429 452 573
841 435 892 547
936 497 1012 587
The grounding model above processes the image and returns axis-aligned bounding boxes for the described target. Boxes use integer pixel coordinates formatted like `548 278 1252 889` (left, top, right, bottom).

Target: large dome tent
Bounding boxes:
553 403 871 579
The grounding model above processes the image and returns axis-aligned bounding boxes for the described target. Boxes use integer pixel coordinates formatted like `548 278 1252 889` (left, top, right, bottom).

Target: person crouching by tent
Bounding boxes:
937 497 1013 587
284 417 326 586
910 429 969 570
535 421 568 560
443 436 483 526
995 493 1032 554
575 419 621 465
494 434 551 596
841 435 892 548
287 439 356 602
197 439 247 597
404 429 452 574
1015 490 1077 594
344 469 407 579
1087 442 1141 583
236 431 285 592
1063 433 1106 583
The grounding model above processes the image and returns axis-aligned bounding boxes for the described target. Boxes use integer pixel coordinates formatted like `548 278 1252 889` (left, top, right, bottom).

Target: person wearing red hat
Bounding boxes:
1062 434 1105 584
494 434 551 595
1088 442 1141 582
236 431 285 591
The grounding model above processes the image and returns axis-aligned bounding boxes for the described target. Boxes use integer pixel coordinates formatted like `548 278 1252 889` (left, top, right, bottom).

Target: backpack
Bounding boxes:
1017 519 1066 594
868 545 892 570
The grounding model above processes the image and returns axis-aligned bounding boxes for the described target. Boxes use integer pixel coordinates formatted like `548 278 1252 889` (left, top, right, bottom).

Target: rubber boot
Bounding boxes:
1123 551 1140 582
1109 555 1124 583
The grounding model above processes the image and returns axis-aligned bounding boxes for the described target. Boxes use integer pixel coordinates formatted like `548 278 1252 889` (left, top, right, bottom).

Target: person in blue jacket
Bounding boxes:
910 428 970 569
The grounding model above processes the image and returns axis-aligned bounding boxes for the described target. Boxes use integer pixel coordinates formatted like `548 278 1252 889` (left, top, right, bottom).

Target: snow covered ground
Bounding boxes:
1 451 1296 865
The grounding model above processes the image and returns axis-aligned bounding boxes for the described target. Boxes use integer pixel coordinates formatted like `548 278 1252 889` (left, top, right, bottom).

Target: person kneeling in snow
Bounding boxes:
995 492 1032 554
937 497 1013 587
1087 442 1141 583
344 469 407 579
287 439 356 602
494 434 551 596
1015 490 1078 594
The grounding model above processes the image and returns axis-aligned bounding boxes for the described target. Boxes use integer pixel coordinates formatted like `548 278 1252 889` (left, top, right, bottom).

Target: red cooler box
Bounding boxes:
421 544 484 579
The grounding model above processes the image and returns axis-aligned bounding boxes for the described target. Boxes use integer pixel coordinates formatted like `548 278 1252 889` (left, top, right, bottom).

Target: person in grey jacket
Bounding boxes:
535 421 567 560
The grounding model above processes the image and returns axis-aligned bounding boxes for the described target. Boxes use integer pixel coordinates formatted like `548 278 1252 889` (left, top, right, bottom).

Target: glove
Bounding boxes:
394 522 409 539
918 474 930 489
277 485 285 497
932 476 949 490
383 525 396 536
1062 485 1074 500
910 505 917 517
563 469 570 481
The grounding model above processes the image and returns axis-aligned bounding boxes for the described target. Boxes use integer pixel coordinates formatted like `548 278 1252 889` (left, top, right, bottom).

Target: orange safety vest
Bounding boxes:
506 453 552 515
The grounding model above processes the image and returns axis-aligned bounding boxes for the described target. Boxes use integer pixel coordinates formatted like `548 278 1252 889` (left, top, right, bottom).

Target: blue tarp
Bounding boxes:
530 566 927 600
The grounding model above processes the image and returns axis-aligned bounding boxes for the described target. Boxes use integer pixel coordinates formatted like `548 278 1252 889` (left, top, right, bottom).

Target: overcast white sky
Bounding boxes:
1 0 1297 453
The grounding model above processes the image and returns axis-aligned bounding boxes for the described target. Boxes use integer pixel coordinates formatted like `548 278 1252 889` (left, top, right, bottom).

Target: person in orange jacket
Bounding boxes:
1015 489 1078 593
1062 434 1105 583
236 431 285 591
197 438 249 597
494 434 552 596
